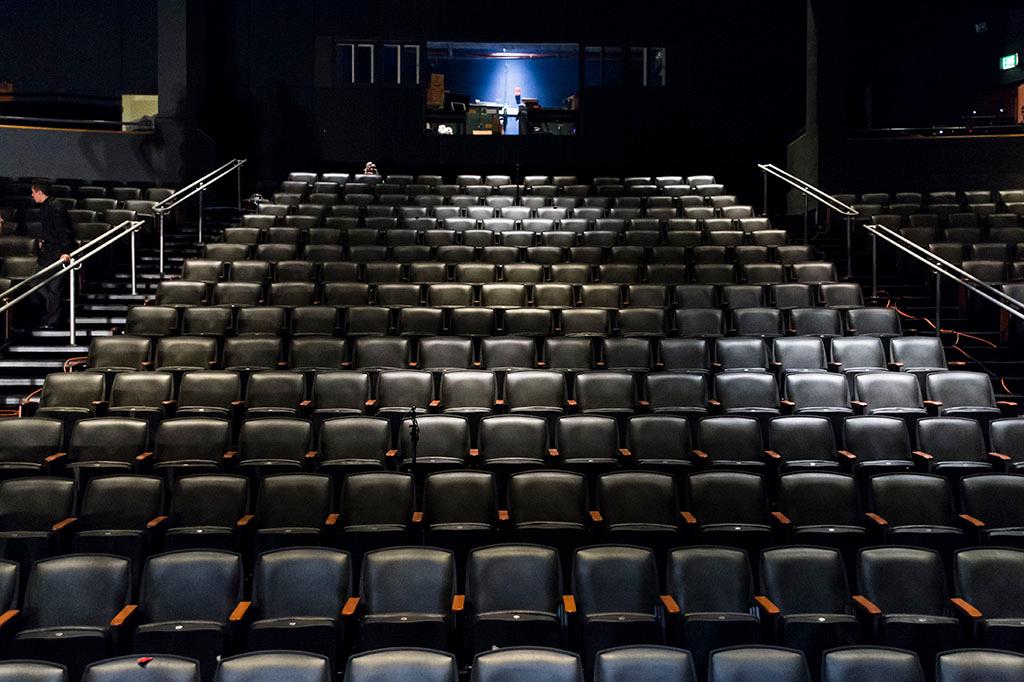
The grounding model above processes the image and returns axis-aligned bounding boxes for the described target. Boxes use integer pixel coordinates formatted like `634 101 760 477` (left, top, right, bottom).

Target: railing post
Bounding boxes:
762 171 768 217
130 226 137 297
935 271 942 338
845 216 853 279
68 264 76 345
871 233 878 300
237 165 242 210
803 193 809 245
158 213 165 277
198 187 204 244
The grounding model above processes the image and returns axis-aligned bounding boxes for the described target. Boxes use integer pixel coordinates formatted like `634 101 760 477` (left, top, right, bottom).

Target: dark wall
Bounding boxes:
199 0 807 197
0 0 157 97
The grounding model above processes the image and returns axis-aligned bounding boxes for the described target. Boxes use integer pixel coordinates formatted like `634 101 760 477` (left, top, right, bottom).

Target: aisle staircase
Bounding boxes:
0 219 220 410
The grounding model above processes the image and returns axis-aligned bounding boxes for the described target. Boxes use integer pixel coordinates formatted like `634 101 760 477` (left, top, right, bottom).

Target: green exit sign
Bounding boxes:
1001 53 1019 70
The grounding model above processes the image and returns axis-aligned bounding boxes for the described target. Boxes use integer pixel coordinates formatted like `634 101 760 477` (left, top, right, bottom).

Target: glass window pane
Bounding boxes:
381 45 399 85
401 45 420 85
649 47 666 86
335 43 354 86
584 46 602 87
629 47 645 86
602 47 622 87
355 45 373 84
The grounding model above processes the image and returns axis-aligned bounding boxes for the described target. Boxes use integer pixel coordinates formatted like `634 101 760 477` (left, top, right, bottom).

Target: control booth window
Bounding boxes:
425 42 579 136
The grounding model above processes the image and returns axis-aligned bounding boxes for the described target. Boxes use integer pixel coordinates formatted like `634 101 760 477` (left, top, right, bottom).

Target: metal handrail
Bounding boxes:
152 158 246 275
863 223 1024 332
758 163 860 278
0 221 133 304
0 221 144 342
153 158 246 214
758 163 859 216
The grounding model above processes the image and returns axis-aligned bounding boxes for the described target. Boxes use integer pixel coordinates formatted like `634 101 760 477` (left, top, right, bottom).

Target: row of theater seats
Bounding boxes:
123 305 882 342
248 203 757 223
64 325 957 379
228 214 775 244
3 646 1020 682
180 255 839 285
0 515 1022 680
192 248 842 282
12 375 1024 468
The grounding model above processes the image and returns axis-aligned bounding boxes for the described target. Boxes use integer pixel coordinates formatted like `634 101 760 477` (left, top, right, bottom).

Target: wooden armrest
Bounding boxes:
469 449 480 458
959 514 986 528
365 399 377 407
207 360 218 368
913 450 934 460
498 510 509 522
472 361 481 368
342 597 360 616
341 361 353 369
229 601 252 622
618 448 632 458
299 400 312 409
236 514 255 528
45 452 67 464
947 361 967 368
950 597 982 618
0 609 19 630
429 400 441 408
865 512 889 526
681 511 697 525
548 448 560 458
536 361 546 367
764 450 782 460
780 399 795 408
452 595 465 612
711 362 723 371
136 451 154 463
997 400 1018 407
304 450 318 460
771 511 791 525
52 517 77 532
923 400 943 407
660 595 681 614
562 595 576 613
838 450 857 461
412 511 424 524
408 361 418 367
590 510 604 523
638 399 651 408
566 399 577 407
325 513 339 527
850 400 867 408
110 604 137 627
989 452 1012 462
91 400 108 410
887 362 904 370
708 399 722 408
146 515 168 530
754 595 780 615
692 449 708 460
141 361 154 369
385 449 398 458
770 361 782 369
828 362 842 371
223 450 238 460
161 400 177 409
230 400 246 408
853 595 882 615
494 399 504 406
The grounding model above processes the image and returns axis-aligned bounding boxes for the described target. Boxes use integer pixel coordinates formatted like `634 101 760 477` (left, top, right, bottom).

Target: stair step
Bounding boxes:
29 329 113 339
5 345 90 355
0 359 68 369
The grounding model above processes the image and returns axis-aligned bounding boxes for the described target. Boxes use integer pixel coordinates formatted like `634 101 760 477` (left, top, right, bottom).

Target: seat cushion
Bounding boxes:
472 610 562 653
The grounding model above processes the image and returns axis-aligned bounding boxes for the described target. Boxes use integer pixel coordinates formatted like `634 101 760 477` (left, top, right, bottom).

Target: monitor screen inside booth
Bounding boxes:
424 42 580 136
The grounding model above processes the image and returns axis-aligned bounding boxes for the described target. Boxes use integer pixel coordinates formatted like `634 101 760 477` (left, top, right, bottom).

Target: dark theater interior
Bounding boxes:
1 1 1024 680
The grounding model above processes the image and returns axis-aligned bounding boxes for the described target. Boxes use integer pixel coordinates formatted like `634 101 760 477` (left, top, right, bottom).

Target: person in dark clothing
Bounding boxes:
31 179 73 329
